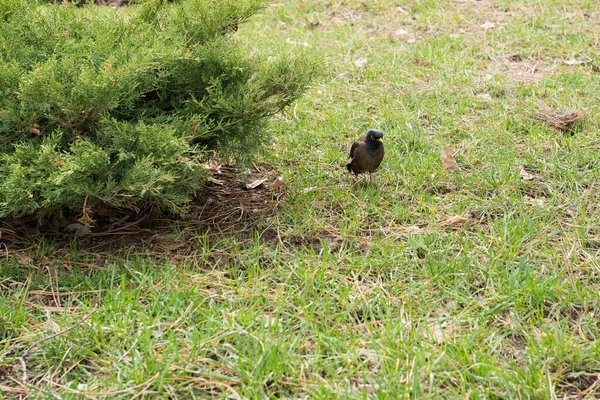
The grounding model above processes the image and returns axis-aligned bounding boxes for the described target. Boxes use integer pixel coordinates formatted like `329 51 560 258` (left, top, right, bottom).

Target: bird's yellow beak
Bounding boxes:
377 138 383 142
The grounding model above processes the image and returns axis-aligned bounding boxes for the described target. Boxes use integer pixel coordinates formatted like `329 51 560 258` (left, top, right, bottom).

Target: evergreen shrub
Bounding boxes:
0 0 317 219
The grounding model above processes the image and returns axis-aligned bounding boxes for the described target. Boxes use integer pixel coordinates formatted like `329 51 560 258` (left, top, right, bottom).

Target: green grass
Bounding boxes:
2 0 600 398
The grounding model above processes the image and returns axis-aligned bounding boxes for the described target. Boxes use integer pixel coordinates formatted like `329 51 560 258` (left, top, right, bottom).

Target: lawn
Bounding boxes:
2 0 600 398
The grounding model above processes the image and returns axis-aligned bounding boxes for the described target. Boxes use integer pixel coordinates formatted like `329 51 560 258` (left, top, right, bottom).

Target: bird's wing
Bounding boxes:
349 141 360 159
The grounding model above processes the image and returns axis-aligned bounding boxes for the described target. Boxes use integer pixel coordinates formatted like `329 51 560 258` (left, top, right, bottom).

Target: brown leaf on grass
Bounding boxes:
441 147 460 172
351 376 379 395
480 21 496 29
306 21 320 30
403 225 426 235
204 161 222 172
272 176 285 192
285 38 310 47
563 59 584 66
354 57 368 68
478 93 493 101
440 215 468 227
413 59 431 67
519 167 534 181
524 196 545 206
388 28 409 42
534 105 585 131
29 123 41 136
332 16 347 27
430 322 452 343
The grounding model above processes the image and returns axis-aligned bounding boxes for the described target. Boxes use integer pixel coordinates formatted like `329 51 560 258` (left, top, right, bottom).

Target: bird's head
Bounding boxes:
367 129 384 143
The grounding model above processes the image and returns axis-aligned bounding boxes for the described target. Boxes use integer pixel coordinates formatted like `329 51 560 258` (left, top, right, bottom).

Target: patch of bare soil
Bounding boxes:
482 55 552 84
451 0 517 30
0 163 283 259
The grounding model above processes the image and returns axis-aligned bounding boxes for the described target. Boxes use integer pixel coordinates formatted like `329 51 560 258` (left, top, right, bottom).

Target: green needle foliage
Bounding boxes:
0 0 317 218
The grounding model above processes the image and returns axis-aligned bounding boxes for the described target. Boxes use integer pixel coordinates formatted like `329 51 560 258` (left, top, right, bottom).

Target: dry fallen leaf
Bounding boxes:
29 123 42 136
519 167 534 181
332 16 347 26
272 176 285 192
403 225 426 235
441 215 468 227
430 323 445 343
285 38 310 47
203 161 222 172
388 28 409 42
64 223 92 237
524 196 545 206
246 177 268 189
563 59 584 66
441 147 460 172
354 57 368 68
387 32 401 42
480 21 496 29
307 21 320 30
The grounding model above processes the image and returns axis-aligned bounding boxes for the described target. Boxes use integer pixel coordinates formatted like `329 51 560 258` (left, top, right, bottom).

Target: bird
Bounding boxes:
346 129 385 182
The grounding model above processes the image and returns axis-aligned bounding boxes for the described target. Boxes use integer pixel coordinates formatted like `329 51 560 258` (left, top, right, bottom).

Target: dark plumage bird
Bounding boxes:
346 129 385 180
